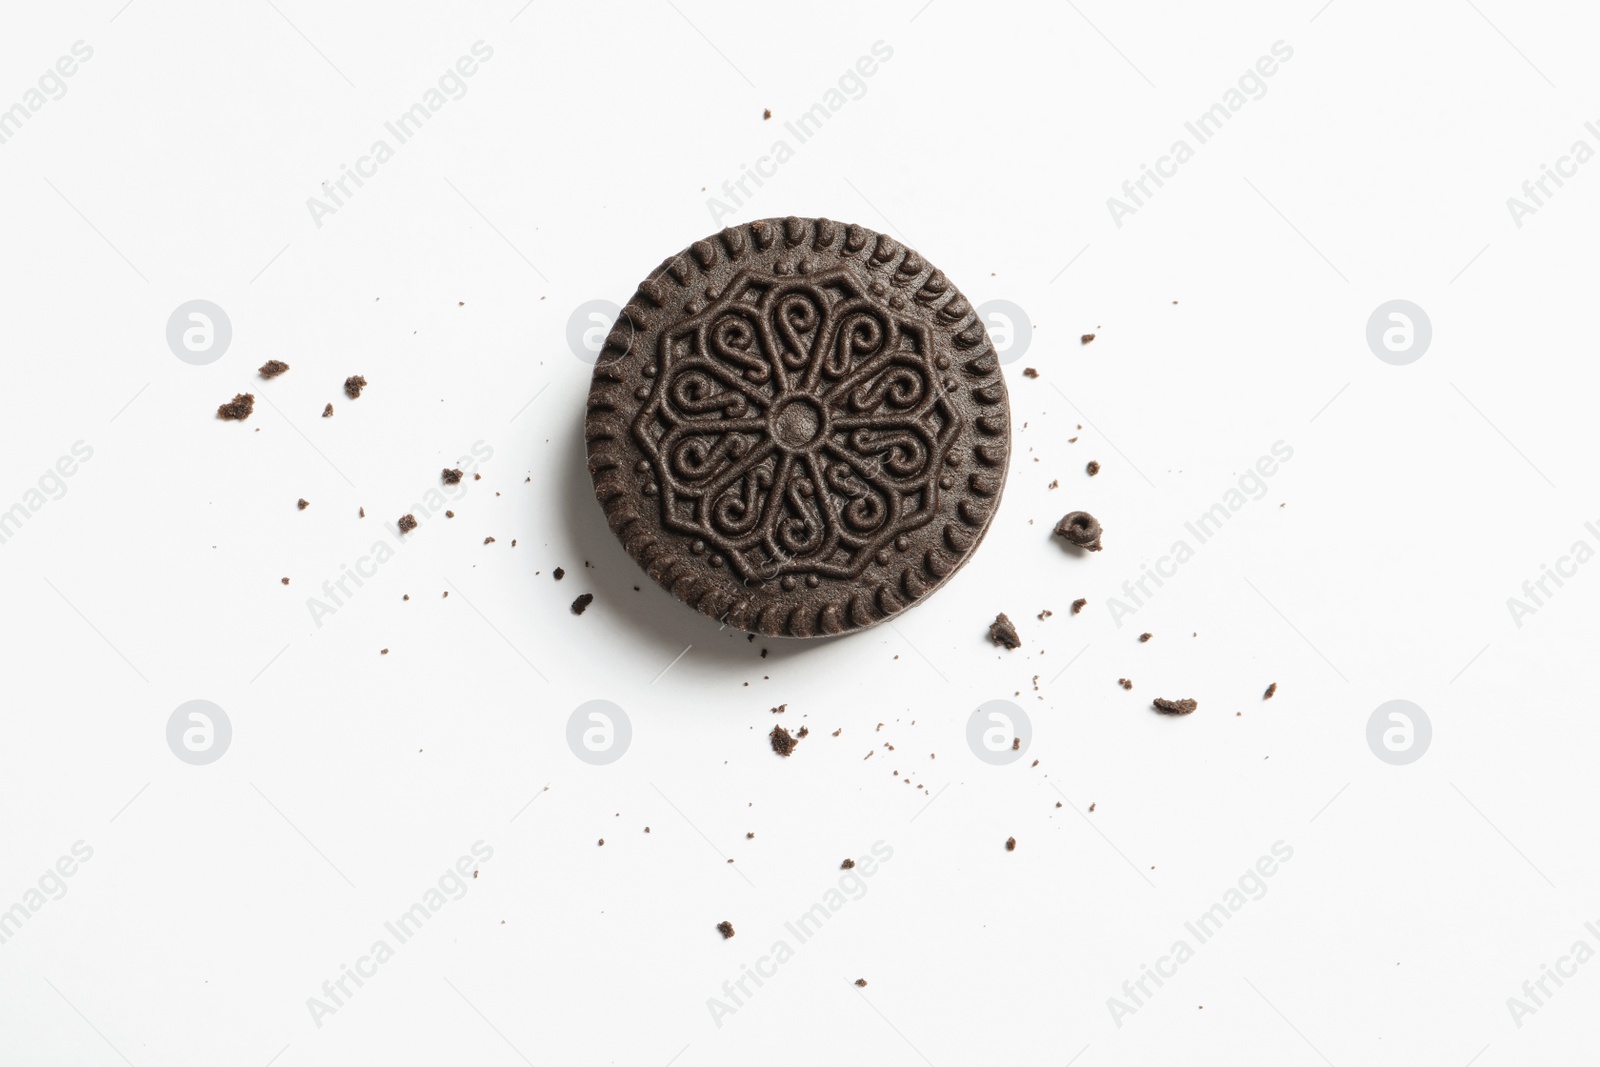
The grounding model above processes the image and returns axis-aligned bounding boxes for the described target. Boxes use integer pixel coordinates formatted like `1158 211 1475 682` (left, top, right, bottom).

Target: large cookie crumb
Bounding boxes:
1153 697 1198 716
988 613 1021 649
216 393 255 420
397 514 418 534
716 921 735 939
1054 511 1103 552
344 375 367 399
770 724 798 757
258 360 290 379
570 593 594 615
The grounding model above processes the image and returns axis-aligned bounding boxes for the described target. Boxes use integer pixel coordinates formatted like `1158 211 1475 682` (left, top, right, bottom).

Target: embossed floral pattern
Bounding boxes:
632 267 961 584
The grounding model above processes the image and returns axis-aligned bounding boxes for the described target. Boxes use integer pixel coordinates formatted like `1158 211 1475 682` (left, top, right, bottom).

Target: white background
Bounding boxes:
2 0 1596 1063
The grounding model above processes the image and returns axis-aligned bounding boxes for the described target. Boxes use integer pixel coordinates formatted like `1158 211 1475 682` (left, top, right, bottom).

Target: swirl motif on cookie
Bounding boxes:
635 267 959 584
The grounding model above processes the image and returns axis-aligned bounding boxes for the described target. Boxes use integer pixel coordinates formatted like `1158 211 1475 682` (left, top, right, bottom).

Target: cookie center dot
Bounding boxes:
771 397 824 448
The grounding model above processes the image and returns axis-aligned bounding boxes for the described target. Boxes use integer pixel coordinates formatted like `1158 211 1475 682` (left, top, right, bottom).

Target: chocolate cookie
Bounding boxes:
586 217 1011 637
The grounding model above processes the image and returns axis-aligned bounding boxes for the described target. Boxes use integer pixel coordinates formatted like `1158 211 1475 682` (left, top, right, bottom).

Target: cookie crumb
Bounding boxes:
1071 598 1088 614
553 567 565 580
397 514 417 534
297 498 309 510
988 612 1021 649
770 724 798 757
322 403 334 417
1005 837 1017 852
854 978 868 987
343 375 367 399
1086 460 1101 476
1118 678 1133 690
258 360 290 379
1264 682 1278 700
484 536 496 545
442 468 464 484
1053 511 1103 551
1080 333 1095 345
570 593 594 615
1139 632 1151 643
840 858 855 870
1023 367 1039 378
1153 697 1198 716
716 921 734 939
215 393 255 420
762 108 772 120
281 577 290 585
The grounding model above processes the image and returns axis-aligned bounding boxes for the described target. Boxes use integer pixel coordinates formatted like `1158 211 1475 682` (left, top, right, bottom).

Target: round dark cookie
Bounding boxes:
585 216 1011 637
